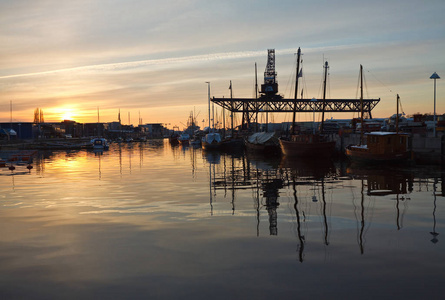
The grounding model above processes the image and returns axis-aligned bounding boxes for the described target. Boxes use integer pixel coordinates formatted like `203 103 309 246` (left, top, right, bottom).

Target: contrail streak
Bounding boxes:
0 50 267 80
0 44 360 80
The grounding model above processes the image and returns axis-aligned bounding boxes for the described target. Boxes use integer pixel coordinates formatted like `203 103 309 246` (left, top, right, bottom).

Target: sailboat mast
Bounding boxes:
212 101 215 132
230 80 234 134
97 107 100 136
321 61 328 134
396 94 400 134
255 63 259 132
206 82 211 131
255 64 258 99
9 100 12 141
291 47 301 135
360 65 364 145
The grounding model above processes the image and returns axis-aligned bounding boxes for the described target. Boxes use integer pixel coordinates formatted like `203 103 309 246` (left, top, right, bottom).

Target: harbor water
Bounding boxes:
1 140 444 299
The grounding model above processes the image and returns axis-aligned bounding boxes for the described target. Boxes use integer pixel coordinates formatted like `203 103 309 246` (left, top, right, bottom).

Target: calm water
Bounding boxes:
1 140 444 299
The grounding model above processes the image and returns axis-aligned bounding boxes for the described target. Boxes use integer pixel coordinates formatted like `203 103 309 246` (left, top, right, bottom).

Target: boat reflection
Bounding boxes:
280 156 337 180
204 149 443 261
347 166 414 196
205 151 339 262
347 166 414 231
3 142 441 267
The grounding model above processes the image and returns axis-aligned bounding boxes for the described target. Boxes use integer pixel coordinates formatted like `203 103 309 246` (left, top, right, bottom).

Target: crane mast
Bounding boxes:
260 49 278 96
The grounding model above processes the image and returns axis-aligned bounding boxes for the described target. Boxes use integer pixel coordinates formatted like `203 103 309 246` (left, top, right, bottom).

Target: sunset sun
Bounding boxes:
61 111 74 120
45 106 79 122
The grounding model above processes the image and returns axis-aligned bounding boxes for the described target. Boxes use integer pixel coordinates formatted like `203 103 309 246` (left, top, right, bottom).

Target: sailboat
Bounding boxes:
219 80 245 151
202 82 222 150
345 66 411 163
186 110 202 146
279 48 336 157
169 125 180 145
90 107 109 150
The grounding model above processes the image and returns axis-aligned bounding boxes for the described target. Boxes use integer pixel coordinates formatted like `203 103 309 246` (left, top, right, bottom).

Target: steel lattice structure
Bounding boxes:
212 96 380 122
213 48 380 125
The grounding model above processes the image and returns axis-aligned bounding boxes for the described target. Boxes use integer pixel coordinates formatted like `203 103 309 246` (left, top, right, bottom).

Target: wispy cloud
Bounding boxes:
0 44 367 80
1 0 444 124
0 51 269 79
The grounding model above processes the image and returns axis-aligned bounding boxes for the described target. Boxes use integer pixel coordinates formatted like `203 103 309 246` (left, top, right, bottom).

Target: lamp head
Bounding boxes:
430 72 440 79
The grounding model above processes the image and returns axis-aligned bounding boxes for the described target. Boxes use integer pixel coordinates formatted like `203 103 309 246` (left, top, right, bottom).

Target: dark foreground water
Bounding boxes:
1 140 444 299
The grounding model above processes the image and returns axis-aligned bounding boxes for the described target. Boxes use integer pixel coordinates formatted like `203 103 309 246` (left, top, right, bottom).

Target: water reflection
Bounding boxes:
347 167 413 235
94 150 103 180
347 166 414 196
205 150 444 261
1 141 444 298
432 177 440 244
205 152 336 261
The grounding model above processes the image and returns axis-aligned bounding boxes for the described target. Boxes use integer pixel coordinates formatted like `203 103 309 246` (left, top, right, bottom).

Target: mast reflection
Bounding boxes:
431 178 439 244
292 177 305 262
205 151 337 260
205 150 285 234
200 148 442 259
347 166 415 254
284 157 335 261
94 150 103 180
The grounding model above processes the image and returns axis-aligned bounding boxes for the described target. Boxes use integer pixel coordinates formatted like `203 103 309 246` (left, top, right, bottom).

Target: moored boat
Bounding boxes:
220 136 244 152
202 132 222 150
168 125 180 145
280 134 335 157
91 137 109 150
279 48 335 158
245 132 280 154
345 132 410 163
345 69 410 164
178 132 190 145
202 82 222 150
190 137 202 147
169 133 179 145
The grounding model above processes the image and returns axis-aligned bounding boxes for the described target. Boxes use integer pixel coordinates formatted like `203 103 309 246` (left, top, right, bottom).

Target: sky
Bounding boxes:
1 0 444 129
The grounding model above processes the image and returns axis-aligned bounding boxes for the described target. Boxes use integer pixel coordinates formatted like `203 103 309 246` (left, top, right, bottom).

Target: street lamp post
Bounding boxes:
430 72 440 137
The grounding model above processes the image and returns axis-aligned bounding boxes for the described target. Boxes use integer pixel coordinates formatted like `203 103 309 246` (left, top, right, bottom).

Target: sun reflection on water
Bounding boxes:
0 140 444 298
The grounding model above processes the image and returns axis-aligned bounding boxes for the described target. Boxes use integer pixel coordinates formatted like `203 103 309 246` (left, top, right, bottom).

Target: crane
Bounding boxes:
260 49 278 96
